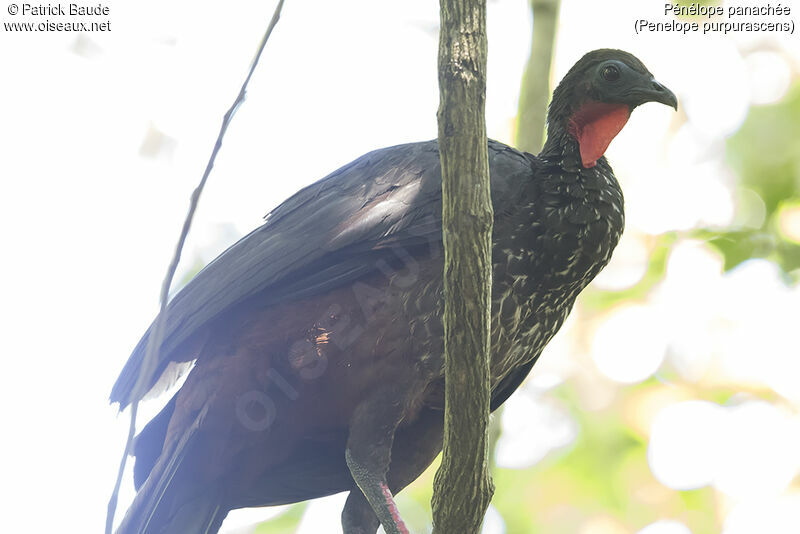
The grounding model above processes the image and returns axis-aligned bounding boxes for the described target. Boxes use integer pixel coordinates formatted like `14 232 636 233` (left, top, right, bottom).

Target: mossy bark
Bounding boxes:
431 0 495 532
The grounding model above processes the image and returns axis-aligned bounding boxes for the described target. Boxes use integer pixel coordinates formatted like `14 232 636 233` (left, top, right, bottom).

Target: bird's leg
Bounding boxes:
386 408 444 493
342 407 446 533
342 490 380 534
343 388 410 534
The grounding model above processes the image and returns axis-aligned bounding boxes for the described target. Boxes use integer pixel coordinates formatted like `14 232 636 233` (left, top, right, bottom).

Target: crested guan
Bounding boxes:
112 49 677 534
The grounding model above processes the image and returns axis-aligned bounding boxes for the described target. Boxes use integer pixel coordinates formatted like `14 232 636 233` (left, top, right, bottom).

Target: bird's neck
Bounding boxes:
539 121 587 171
540 101 630 169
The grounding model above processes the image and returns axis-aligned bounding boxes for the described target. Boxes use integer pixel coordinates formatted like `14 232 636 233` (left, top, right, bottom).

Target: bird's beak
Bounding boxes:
633 77 678 111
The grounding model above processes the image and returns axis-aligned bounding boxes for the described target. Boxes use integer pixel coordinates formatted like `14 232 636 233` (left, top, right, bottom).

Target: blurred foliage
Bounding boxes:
709 85 800 279
488 380 724 534
581 233 676 311
253 504 307 533
727 85 800 215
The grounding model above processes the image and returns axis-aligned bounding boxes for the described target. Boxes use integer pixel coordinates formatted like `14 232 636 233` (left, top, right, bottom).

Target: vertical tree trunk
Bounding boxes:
515 0 561 154
431 0 494 533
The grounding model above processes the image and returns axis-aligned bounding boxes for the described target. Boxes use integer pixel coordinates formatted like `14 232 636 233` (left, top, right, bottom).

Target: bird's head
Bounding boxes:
544 49 678 168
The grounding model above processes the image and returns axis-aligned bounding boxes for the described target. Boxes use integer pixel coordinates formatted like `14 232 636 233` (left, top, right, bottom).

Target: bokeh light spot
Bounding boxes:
592 305 666 384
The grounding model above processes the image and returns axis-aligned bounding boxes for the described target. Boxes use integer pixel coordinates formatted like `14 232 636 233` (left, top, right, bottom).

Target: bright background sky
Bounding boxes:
2 0 799 533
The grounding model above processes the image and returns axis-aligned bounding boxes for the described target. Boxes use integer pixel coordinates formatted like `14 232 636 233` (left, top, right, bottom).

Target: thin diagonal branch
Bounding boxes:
105 2 285 532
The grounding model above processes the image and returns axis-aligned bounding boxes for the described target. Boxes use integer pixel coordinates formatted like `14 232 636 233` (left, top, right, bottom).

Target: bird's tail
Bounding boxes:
116 402 227 534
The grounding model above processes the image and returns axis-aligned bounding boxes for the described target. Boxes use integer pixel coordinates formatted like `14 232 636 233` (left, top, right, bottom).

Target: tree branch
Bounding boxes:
515 0 561 154
104 2 285 532
431 0 494 532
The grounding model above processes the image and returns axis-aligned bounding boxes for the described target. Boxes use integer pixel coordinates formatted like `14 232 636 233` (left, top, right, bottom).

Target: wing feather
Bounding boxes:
111 139 533 408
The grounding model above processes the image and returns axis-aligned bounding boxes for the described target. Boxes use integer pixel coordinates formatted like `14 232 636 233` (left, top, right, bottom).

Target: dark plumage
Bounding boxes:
113 49 676 534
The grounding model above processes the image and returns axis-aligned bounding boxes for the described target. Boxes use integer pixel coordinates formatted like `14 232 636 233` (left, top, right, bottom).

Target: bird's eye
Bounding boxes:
601 65 620 82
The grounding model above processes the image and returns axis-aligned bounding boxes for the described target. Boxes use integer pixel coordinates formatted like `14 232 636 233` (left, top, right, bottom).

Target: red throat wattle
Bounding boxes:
567 102 630 168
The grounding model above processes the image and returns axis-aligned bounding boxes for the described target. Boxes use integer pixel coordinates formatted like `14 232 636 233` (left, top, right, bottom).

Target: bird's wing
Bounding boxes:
111 139 532 408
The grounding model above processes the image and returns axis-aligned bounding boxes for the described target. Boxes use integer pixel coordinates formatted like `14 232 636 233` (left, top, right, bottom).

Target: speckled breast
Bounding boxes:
488 157 624 383
398 156 624 392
